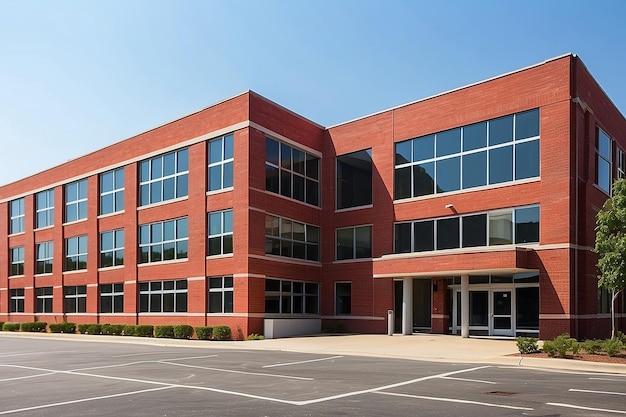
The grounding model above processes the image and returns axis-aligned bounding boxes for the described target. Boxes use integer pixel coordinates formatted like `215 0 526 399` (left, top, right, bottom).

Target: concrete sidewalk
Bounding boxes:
2 331 626 375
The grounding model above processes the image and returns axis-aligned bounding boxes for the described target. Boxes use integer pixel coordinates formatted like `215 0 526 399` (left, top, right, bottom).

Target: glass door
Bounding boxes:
492 291 513 336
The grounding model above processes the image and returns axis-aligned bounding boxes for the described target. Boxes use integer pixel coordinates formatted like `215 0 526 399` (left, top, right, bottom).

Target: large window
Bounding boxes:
36 287 53 313
336 225 372 260
208 134 234 192
265 138 320 206
64 285 87 313
10 289 25 313
36 241 53 274
139 148 189 206
100 229 124 268
9 198 24 234
335 282 352 315
10 246 24 276
394 205 539 253
100 168 124 215
139 280 188 313
337 149 372 209
36 189 54 228
395 109 539 200
596 128 612 194
208 209 233 256
100 283 124 313
265 215 319 261
265 279 319 314
139 217 188 263
65 179 88 223
208 276 233 313
65 235 88 271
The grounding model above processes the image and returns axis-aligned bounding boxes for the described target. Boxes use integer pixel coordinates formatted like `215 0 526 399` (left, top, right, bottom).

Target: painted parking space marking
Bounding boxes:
589 377 626 382
440 376 496 384
159 360 314 381
113 351 175 358
262 355 343 368
376 391 533 411
72 354 218 371
0 372 56 383
569 388 626 396
547 402 626 414
0 350 76 358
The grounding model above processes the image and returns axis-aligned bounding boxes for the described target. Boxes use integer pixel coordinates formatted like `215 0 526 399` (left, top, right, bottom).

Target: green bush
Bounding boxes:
542 340 557 357
49 322 76 333
77 324 90 334
617 331 626 344
86 324 102 335
212 325 231 341
155 325 175 338
102 324 125 335
549 333 579 357
195 326 213 340
247 333 265 340
2 322 20 332
135 325 154 337
516 337 539 354
123 325 137 336
20 322 48 332
173 325 194 339
603 338 624 357
322 322 347 333
581 339 603 354
0 322 4 330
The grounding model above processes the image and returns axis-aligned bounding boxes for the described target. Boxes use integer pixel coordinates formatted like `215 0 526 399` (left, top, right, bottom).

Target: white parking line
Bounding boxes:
376 391 533 411
440 376 496 385
589 377 626 382
263 356 343 368
72 355 218 371
0 373 56 383
569 388 626 396
160 361 314 381
547 402 626 414
0 351 76 358
113 352 174 358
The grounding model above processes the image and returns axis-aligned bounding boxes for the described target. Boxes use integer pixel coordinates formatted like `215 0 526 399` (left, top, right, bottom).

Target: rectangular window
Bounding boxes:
36 287 53 313
139 280 187 313
265 278 319 314
596 128 612 194
36 189 54 228
65 179 88 223
139 217 188 263
208 134 234 191
10 289 25 313
336 225 372 260
618 148 626 179
208 276 233 313
100 283 124 313
9 197 25 234
515 206 540 244
337 149 372 209
335 282 351 315
36 241 54 274
265 137 320 206
599 288 611 314
10 246 24 276
139 148 189 206
64 285 87 313
100 229 124 268
208 209 233 256
265 215 319 261
65 235 88 271
100 168 124 215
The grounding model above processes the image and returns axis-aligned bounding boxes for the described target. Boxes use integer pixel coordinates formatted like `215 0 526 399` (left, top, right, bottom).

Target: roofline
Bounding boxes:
248 91 325 129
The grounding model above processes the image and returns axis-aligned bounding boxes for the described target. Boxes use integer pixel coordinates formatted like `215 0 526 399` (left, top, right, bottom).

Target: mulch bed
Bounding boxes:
515 351 626 365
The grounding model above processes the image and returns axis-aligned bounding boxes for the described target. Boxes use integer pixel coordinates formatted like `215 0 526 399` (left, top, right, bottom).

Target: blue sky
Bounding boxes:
1 0 625 186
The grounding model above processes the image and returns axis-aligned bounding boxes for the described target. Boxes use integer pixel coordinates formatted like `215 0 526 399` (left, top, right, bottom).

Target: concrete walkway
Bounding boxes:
2 331 626 375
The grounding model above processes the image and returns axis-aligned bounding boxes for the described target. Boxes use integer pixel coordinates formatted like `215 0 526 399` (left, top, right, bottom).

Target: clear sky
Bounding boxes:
1 0 625 186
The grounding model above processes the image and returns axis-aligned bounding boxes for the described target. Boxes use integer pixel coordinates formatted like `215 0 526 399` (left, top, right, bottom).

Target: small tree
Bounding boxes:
595 179 626 339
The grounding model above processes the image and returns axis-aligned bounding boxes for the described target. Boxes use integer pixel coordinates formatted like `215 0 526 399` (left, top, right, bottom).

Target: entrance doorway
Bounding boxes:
393 278 432 333
492 291 512 336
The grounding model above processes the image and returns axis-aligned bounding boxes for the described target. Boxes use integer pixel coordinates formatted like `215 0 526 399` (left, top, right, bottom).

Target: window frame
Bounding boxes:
100 167 125 215
138 279 188 313
65 179 88 223
336 225 372 260
9 197 25 234
265 214 320 262
36 189 54 229
208 276 234 314
208 134 234 192
138 217 188 264
100 283 124 313
10 246 25 276
207 209 233 256
65 235 88 271
36 287 53 313
139 148 189 206
36 241 54 275
64 285 87 313
335 281 352 315
264 278 319 315
100 229 125 268
336 149 373 210
596 127 612 195
10 288 25 313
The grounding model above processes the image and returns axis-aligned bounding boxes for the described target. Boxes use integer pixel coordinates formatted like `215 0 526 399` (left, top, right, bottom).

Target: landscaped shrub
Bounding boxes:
20 322 48 332
86 324 102 335
77 324 91 334
602 338 624 357
247 333 265 340
49 322 76 333
550 333 579 357
173 325 194 339
212 325 231 341
581 339 603 354
155 325 175 338
195 326 213 340
0 322 4 330
2 322 20 332
542 340 557 357
617 331 626 344
134 325 154 337
102 324 125 335
123 325 137 336
516 337 539 354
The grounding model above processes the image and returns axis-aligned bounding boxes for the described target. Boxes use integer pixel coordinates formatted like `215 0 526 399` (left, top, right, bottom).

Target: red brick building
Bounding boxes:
1 54 624 339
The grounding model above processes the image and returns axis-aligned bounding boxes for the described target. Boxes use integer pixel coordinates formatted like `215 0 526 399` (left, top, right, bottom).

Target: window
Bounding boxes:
208 134 234 191
100 283 124 313
394 109 540 199
208 276 233 313
336 225 372 260
596 128 612 194
100 168 124 215
100 229 124 268
36 189 54 228
36 287 53 313
618 148 626 179
208 209 233 256
65 235 88 271
265 215 320 261
265 137 320 206
599 287 611 314
139 280 188 313
337 149 372 209
65 179 88 222
10 289 25 313
265 278 319 314
36 241 53 274
9 197 24 234
139 148 189 206
10 246 24 276
139 217 188 263
335 282 351 315
65 286 87 313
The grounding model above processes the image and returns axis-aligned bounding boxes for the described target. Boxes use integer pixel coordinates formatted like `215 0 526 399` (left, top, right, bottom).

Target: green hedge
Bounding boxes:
123 325 137 336
20 322 48 332
212 325 231 341
2 322 20 331
77 324 90 334
135 325 154 337
195 326 213 340
0 322 4 330
173 325 194 339
49 322 76 333
86 324 102 335
102 324 125 335
155 325 175 338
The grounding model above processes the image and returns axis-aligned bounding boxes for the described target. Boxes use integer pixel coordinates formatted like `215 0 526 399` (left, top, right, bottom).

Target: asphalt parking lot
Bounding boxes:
1 336 625 416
